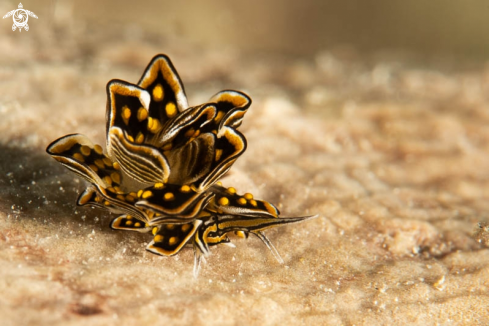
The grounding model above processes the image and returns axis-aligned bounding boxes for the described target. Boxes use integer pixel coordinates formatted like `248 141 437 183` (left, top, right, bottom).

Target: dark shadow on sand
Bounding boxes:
0 145 128 237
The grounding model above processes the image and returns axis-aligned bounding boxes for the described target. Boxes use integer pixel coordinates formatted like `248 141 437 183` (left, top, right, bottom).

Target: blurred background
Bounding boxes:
2 0 489 59
2 0 489 137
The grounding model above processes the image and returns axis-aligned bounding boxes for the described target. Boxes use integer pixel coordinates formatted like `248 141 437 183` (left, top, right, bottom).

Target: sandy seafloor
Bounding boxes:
1 18 489 326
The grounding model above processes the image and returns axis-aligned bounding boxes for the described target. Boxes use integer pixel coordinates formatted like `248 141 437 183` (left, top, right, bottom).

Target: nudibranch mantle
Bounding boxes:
46 54 316 277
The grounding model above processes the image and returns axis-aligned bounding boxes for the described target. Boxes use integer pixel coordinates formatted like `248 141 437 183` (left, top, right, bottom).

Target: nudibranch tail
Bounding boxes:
190 214 318 277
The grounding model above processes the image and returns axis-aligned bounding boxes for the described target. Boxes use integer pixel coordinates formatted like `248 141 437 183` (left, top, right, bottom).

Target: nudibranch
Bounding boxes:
47 54 316 276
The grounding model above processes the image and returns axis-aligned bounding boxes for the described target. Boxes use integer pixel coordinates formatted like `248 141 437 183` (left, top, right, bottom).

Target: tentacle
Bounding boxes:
192 245 206 279
192 214 318 266
252 231 284 264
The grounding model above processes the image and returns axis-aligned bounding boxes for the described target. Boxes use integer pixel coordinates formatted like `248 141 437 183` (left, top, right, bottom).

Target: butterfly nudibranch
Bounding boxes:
46 54 316 277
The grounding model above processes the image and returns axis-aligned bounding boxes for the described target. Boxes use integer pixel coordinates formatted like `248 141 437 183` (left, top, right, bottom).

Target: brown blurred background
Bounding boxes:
2 0 489 59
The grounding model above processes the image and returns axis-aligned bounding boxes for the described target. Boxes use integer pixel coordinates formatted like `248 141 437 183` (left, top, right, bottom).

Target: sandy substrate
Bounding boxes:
1 19 489 326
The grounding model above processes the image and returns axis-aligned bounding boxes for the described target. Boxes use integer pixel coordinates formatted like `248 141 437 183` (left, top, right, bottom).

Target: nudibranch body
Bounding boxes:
47 54 316 276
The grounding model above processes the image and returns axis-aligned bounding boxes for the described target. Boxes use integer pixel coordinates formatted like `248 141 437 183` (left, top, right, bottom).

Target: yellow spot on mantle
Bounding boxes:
169 236 178 246
152 84 164 102
244 193 253 200
215 149 223 161
147 117 162 133
218 197 229 206
154 235 164 242
137 107 148 121
103 158 112 166
154 183 164 189
110 172 121 184
73 153 84 162
181 224 191 232
237 198 247 205
103 175 113 186
165 102 177 118
80 145 91 156
135 132 144 144
164 192 175 201
94 144 104 155
122 106 131 125
142 190 153 199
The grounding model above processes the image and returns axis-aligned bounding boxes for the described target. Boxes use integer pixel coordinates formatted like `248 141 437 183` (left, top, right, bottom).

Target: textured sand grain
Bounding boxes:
1 13 489 326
